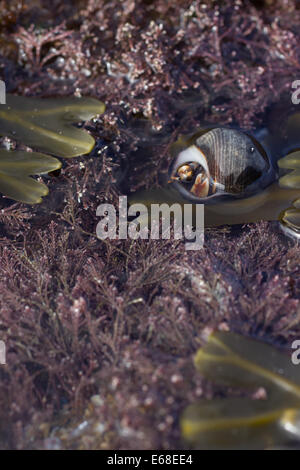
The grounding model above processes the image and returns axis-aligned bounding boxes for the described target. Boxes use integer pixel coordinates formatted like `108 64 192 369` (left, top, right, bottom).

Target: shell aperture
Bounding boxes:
171 128 272 202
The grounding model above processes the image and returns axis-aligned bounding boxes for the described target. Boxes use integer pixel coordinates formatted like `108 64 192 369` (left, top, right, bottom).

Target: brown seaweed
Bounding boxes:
181 331 300 449
0 150 61 203
0 94 105 158
0 94 105 203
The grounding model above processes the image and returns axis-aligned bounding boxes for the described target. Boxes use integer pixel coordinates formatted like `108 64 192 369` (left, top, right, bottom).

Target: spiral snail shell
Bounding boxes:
128 112 300 230
170 127 275 203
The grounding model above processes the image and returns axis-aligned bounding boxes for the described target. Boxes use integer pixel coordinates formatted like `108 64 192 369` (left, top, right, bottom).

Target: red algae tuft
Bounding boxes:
0 0 299 449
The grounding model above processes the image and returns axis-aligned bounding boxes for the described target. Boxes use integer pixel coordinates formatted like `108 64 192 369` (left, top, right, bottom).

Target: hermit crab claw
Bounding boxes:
168 175 180 183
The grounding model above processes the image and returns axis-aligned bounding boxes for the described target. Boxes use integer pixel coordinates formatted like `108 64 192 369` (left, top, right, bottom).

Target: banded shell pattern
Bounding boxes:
170 128 273 201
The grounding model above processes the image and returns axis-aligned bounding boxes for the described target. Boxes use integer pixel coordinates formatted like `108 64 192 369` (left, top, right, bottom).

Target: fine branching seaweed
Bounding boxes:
0 0 299 451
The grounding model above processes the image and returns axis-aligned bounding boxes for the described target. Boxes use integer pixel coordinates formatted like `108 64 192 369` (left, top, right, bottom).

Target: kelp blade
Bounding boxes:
0 150 61 203
194 332 300 400
278 150 300 189
0 150 61 175
279 171 300 189
0 174 48 204
278 151 300 169
0 94 105 158
181 397 300 449
129 183 300 227
280 206 300 234
182 332 300 449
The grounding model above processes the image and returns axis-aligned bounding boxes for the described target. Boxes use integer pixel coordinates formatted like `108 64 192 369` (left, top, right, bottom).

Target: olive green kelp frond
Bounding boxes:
194 331 300 399
278 151 300 234
181 332 300 449
278 150 300 189
0 150 61 203
280 202 300 236
0 94 105 158
181 397 300 450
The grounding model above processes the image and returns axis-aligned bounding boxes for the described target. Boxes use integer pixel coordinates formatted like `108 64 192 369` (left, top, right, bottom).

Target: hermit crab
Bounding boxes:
128 110 300 234
169 127 275 201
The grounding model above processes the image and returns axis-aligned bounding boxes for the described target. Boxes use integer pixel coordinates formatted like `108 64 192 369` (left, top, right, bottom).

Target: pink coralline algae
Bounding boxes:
0 0 299 450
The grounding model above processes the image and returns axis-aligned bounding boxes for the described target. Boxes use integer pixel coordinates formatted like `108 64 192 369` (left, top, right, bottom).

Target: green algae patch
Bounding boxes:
181 332 300 449
0 150 61 203
278 151 300 170
0 94 105 158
